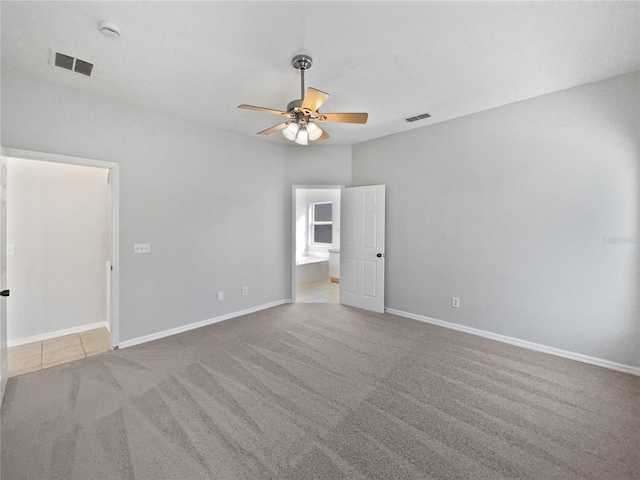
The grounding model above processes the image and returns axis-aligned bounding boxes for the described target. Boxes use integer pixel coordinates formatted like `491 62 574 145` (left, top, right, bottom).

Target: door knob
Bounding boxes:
0 290 9 297
376 253 383 258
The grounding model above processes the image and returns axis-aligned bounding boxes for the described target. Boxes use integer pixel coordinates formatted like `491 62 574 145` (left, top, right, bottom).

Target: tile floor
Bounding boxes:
8 327 111 377
296 278 339 303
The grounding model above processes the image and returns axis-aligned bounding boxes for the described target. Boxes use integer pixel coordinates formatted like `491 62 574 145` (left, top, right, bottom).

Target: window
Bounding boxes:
311 202 333 245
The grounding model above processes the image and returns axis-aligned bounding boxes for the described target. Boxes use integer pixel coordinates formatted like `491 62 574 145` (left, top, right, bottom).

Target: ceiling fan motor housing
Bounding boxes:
287 99 303 112
287 99 314 128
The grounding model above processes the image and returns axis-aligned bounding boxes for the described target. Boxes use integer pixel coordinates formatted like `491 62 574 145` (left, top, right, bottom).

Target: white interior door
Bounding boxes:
340 185 385 312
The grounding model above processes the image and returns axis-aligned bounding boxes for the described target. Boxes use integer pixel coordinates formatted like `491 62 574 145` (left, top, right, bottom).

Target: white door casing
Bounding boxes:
4 148 120 349
340 185 385 312
0 153 8 401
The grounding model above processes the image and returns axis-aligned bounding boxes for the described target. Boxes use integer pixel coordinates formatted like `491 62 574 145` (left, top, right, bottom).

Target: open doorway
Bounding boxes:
292 185 342 303
4 149 119 377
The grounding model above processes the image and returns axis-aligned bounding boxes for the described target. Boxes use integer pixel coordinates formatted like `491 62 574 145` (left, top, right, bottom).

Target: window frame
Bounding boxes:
310 201 333 246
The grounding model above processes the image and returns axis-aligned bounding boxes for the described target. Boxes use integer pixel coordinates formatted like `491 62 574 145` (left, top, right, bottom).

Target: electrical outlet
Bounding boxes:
242 287 248 296
218 291 224 301
452 297 460 308
134 243 151 254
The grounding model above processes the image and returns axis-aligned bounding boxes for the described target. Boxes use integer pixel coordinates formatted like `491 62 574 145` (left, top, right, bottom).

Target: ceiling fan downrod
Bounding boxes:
292 54 312 102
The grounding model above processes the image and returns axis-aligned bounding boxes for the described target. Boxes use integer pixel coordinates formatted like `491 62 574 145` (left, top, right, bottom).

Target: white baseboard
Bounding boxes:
385 308 640 377
119 300 289 349
8 321 108 348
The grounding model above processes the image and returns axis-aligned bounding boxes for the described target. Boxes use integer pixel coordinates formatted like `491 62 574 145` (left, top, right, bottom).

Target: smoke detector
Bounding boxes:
99 21 121 38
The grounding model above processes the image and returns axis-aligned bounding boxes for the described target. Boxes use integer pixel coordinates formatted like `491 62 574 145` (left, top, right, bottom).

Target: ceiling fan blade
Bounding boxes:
257 122 290 135
301 88 330 114
317 113 368 124
238 104 293 118
316 127 330 141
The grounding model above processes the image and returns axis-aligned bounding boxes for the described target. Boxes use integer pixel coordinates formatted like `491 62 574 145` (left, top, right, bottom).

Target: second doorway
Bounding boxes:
293 186 341 303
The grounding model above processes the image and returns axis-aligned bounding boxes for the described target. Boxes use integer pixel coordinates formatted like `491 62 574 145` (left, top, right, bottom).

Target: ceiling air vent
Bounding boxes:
405 113 431 123
54 52 74 70
74 59 94 76
50 50 94 77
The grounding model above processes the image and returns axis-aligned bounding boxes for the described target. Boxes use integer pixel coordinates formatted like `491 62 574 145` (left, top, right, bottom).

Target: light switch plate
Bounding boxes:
7 244 15 256
134 243 151 254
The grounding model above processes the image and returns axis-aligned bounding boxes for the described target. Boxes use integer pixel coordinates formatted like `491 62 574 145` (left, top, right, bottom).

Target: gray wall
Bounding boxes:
286 146 352 186
3 66 636 368
7 158 110 342
1 72 296 343
352 72 639 367
1 72 353 343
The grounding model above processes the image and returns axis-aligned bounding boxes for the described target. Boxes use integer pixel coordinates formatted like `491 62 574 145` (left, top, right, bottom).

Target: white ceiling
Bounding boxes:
2 1 639 146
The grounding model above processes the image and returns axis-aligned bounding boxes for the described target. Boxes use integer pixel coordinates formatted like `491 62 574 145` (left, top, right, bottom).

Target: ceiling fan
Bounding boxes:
238 55 368 145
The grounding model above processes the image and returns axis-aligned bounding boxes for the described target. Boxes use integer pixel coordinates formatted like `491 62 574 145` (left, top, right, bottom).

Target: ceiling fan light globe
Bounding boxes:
306 122 322 141
282 123 299 141
295 128 309 145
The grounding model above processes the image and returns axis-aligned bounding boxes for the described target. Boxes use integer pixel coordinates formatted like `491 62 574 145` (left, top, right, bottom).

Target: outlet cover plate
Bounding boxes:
134 243 151 254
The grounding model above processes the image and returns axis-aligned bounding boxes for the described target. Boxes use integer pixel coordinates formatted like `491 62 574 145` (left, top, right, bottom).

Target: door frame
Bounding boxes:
4 148 120 349
291 185 344 303
1 149 8 401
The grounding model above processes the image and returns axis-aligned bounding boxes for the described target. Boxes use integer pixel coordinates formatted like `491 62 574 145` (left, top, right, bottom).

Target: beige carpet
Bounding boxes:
2 304 639 479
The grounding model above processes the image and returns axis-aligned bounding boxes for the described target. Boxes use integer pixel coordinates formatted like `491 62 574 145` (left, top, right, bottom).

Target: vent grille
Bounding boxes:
54 53 74 70
74 59 94 76
51 50 94 77
405 113 431 123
